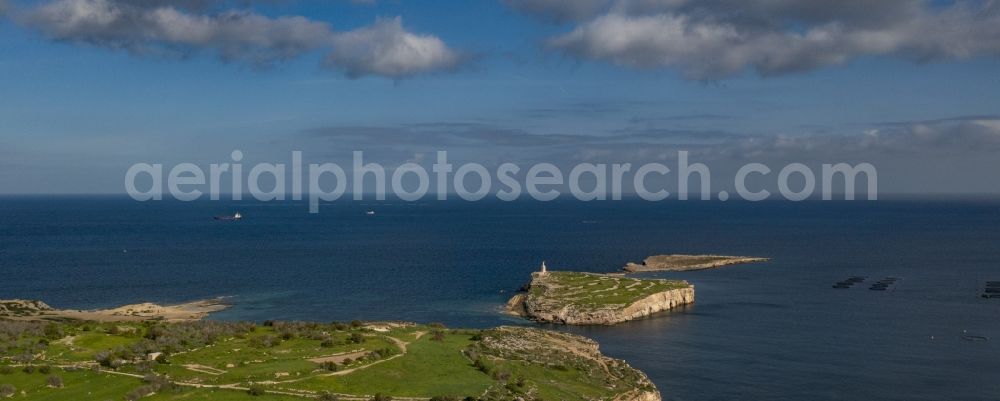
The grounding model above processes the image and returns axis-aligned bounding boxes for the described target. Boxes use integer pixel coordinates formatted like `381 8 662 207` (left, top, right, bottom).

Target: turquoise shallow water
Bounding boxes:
2 197 999 400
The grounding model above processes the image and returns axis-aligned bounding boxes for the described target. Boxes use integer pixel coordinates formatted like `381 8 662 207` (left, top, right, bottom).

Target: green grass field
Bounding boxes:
0 320 655 401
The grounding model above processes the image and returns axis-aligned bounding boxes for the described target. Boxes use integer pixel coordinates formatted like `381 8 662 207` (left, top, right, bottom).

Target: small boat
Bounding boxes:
365 211 376 216
962 331 989 341
214 212 243 221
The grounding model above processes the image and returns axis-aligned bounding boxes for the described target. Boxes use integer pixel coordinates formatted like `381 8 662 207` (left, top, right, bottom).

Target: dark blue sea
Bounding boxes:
2 196 999 400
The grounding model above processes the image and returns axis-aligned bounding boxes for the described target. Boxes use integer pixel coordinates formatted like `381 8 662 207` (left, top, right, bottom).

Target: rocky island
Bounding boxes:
0 301 660 401
507 264 694 325
623 254 768 273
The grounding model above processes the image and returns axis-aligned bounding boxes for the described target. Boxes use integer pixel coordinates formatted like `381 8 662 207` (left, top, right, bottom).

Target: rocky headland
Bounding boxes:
507 271 694 325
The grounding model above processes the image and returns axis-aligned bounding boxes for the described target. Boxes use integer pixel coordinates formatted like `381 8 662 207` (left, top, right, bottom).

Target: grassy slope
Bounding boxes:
531 272 689 307
0 321 648 400
290 332 493 397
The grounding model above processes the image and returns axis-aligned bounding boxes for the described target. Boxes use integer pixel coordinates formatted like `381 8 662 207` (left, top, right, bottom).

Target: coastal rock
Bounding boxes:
0 298 228 322
508 272 694 325
623 254 768 272
0 300 53 316
475 326 662 400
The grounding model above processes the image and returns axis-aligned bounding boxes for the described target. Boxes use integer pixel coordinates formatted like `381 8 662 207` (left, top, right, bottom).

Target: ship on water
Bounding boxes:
214 212 242 221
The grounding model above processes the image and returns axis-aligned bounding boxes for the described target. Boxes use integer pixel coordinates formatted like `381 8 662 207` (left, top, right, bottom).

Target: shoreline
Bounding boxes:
0 298 230 322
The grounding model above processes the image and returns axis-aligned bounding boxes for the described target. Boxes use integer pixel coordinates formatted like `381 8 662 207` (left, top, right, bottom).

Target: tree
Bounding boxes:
47 375 63 388
349 333 366 344
371 393 392 401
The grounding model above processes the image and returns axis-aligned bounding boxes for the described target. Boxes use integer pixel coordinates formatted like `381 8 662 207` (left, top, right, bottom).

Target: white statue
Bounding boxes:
540 261 548 275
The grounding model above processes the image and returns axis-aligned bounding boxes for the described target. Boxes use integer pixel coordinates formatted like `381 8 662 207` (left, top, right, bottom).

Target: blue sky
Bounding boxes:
2 0 1000 194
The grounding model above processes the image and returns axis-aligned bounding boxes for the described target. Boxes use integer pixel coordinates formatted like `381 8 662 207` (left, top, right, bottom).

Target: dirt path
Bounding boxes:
182 364 226 375
56 332 424 400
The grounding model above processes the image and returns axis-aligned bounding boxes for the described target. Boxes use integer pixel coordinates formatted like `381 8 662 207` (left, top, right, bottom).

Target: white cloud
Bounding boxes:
16 0 463 77
532 0 1000 79
22 0 332 64
325 17 461 79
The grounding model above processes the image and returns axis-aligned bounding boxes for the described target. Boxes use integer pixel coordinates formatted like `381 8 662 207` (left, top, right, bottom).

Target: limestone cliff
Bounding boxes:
507 271 694 325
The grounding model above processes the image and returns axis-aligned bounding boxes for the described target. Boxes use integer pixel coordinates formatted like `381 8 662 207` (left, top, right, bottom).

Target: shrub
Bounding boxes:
320 361 338 372
247 384 267 396
21 365 35 374
431 331 446 342
320 339 335 348
38 365 52 374
492 369 511 382
473 358 487 372
349 333 365 344
95 351 114 367
349 320 362 328
371 393 392 401
43 323 62 340
249 335 280 348
47 375 63 388
0 366 12 375
124 385 155 401
318 391 340 401
0 384 16 398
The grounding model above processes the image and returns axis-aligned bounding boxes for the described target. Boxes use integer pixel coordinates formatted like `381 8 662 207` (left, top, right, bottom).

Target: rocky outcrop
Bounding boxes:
507 272 694 325
474 326 662 400
624 254 768 272
0 300 53 316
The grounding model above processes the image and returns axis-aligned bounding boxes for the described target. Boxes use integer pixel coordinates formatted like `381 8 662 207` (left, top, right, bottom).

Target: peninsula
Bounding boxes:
0 301 660 401
623 254 768 273
507 264 694 325
0 298 228 322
